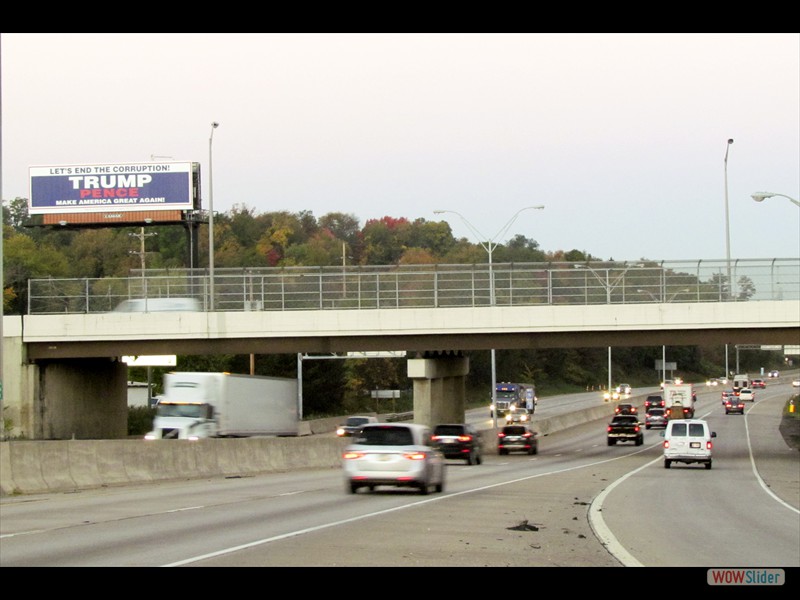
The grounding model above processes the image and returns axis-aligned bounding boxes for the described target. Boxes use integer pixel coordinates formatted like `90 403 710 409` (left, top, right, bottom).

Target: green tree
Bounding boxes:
283 229 342 266
2 231 71 314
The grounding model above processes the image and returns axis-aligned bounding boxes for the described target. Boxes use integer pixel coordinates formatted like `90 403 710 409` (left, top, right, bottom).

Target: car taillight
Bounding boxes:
607 426 613 432
523 432 532 439
458 435 472 442
343 451 364 460
497 432 506 439
706 441 713 450
403 452 426 461
634 425 640 432
663 440 670 449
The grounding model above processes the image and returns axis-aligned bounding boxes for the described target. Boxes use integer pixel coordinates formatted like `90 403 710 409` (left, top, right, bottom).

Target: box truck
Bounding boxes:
732 374 750 395
145 372 299 440
663 382 696 419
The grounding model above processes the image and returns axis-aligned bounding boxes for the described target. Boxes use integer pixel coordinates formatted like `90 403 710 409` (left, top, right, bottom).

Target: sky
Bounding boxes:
2 33 799 262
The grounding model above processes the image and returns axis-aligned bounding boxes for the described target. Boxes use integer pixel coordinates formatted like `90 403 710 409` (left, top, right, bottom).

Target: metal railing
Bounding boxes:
27 258 800 315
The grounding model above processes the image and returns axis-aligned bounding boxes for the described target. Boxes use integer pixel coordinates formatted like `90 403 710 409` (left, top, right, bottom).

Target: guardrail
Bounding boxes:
27 258 800 314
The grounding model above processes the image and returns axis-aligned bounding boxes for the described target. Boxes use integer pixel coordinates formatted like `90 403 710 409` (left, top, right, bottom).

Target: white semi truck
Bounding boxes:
662 382 696 419
145 372 299 440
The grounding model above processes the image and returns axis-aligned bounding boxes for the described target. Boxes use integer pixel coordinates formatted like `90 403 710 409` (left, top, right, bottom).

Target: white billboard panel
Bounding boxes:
121 355 177 367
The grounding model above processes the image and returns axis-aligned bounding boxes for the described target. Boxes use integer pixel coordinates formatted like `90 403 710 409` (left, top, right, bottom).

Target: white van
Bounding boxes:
662 419 716 470
113 298 201 312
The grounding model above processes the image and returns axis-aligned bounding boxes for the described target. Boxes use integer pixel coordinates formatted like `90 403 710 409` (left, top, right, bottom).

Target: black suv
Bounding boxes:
644 395 665 410
497 425 539 455
431 424 483 465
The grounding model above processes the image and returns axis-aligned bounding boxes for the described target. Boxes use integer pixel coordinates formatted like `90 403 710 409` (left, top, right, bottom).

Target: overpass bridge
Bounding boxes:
3 258 799 439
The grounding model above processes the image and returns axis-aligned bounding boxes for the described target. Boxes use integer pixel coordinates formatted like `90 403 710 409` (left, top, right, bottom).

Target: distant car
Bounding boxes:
793 378 800 388
342 423 446 495
431 423 482 465
336 415 378 437
615 403 637 415
645 395 665 410
738 388 755 402
705 378 719 387
768 370 780 379
603 390 621 402
720 390 736 404
751 379 766 389
724 398 745 415
616 383 632 396
497 425 538 455
645 407 668 429
505 407 533 424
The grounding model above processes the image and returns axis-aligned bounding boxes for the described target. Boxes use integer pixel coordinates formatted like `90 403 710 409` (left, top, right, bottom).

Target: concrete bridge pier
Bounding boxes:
36 359 129 440
407 353 469 428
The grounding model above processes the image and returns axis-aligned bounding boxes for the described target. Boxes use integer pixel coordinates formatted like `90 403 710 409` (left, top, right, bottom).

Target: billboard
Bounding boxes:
29 162 196 215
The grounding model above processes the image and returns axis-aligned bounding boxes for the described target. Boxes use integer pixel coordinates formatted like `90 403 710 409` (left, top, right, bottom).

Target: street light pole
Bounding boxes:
433 206 545 430
208 121 219 310
723 138 734 299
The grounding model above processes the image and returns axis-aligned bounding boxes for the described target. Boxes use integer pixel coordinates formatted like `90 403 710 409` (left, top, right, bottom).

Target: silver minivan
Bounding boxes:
662 419 717 470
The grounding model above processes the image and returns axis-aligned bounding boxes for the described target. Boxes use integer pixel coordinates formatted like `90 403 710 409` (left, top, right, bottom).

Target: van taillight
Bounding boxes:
706 441 713 450
663 440 670 449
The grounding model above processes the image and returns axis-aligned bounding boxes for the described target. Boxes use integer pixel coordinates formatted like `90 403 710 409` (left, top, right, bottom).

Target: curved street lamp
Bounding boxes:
208 121 219 309
751 191 800 207
433 206 545 429
433 206 545 304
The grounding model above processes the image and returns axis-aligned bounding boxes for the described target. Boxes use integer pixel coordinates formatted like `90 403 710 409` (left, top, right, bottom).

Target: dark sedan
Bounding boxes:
725 398 745 415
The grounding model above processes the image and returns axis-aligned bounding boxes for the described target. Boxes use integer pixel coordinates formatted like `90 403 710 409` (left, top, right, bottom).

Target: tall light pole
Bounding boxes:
433 206 545 429
751 191 800 207
723 138 734 380
723 138 734 299
208 121 219 310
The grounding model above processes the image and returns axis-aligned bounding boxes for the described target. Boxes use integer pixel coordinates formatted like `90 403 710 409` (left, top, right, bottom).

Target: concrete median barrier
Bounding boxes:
0 405 613 497
0 434 350 496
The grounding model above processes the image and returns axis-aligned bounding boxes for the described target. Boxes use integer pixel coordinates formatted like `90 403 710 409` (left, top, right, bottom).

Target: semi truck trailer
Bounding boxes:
145 372 299 440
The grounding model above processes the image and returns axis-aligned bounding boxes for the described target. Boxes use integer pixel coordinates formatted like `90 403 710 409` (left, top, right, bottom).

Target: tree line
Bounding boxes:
1 198 782 417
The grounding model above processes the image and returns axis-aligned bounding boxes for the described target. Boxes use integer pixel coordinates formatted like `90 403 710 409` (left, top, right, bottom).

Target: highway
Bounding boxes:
0 381 797 571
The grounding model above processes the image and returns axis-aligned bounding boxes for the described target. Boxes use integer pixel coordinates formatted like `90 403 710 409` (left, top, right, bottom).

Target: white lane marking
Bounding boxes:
163 451 651 567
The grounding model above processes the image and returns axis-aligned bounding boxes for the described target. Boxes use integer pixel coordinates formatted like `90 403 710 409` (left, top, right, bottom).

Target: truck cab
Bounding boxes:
144 400 216 440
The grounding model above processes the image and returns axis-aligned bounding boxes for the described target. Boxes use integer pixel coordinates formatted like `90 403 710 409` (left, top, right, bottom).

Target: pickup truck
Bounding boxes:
607 414 644 446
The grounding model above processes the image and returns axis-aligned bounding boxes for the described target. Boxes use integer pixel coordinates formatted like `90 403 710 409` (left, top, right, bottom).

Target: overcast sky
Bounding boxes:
2 33 798 261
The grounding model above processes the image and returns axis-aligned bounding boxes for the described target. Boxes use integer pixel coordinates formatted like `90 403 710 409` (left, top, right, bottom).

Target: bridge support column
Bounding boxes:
407 353 469 428
37 359 128 440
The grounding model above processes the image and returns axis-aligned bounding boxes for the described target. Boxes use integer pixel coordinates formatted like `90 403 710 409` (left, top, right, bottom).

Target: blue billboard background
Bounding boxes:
29 163 194 214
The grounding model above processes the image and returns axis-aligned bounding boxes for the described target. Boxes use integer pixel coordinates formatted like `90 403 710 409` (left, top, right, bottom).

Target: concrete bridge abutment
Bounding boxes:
408 353 469 428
